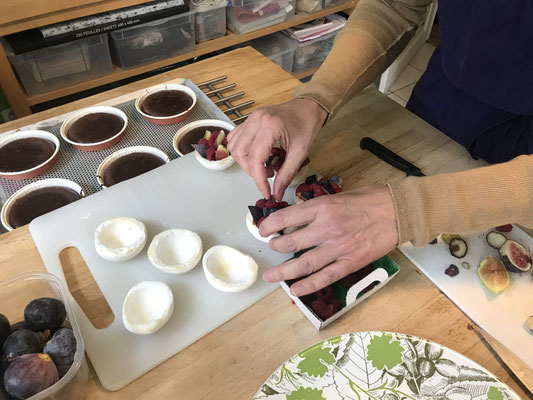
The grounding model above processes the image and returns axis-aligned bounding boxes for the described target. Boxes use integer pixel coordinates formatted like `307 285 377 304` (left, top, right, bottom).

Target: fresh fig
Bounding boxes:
449 238 468 258
4 353 58 399
486 231 506 250
0 314 10 348
44 328 76 378
24 298 66 331
3 330 44 362
478 256 510 294
499 239 532 273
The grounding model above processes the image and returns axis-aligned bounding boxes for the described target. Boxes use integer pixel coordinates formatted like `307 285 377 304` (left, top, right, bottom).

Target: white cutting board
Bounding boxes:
30 154 294 391
400 227 533 370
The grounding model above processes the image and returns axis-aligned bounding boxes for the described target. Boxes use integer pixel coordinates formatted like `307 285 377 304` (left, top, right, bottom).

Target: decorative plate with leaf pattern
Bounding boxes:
253 332 519 400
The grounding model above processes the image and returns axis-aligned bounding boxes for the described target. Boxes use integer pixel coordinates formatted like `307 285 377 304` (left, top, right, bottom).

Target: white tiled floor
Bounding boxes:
387 42 436 107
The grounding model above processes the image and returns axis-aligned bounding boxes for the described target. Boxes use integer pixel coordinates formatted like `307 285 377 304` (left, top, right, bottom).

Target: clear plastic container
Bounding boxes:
109 11 196 69
245 32 296 72
192 0 227 42
291 30 337 73
295 0 343 13
0 272 89 400
7 34 112 96
227 0 295 34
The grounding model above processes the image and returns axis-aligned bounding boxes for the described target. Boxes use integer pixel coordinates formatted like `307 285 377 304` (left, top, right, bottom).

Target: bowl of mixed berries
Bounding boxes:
266 147 310 187
173 119 235 170
246 198 296 243
294 174 342 204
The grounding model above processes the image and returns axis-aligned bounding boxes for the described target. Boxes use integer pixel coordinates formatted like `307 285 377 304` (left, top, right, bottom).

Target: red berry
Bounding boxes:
330 183 343 193
207 147 216 161
265 199 277 208
312 183 325 197
296 183 311 193
198 138 208 146
266 166 275 178
255 199 266 208
495 224 513 232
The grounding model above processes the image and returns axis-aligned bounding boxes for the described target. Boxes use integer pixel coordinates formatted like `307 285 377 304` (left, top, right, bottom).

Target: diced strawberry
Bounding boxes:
207 147 216 161
256 217 265 227
296 183 311 193
496 224 513 232
266 166 275 178
255 199 267 208
198 138 209 146
330 183 343 193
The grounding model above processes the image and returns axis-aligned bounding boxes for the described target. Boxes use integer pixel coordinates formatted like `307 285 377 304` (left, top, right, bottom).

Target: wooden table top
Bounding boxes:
0 47 530 399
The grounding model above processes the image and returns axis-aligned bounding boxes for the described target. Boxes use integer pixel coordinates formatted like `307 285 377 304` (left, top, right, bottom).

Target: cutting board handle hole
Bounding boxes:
59 246 115 329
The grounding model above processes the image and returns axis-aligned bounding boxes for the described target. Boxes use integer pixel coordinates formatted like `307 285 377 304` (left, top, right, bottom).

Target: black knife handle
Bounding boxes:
360 137 424 176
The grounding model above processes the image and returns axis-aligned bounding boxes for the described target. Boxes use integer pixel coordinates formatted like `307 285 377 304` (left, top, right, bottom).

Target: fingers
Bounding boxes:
259 201 318 237
289 259 361 297
272 152 306 200
263 245 337 283
268 224 324 253
248 135 275 199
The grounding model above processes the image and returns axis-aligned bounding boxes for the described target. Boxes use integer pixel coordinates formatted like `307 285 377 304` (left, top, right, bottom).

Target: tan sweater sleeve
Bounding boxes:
388 155 533 246
294 0 434 117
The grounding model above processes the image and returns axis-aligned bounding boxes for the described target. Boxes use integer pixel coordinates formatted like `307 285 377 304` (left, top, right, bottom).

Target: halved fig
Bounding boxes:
449 238 467 258
499 239 532 273
486 231 507 250
441 233 461 244
478 256 510 294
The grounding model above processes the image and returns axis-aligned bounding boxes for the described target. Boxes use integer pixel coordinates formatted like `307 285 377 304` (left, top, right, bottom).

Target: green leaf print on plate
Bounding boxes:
286 387 326 400
366 333 404 370
252 332 520 400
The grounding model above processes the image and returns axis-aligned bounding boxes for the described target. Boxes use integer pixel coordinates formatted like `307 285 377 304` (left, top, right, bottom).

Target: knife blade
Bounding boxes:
360 137 425 177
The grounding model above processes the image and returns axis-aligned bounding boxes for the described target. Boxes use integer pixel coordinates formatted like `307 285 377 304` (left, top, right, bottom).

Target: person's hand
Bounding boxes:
227 98 327 200
260 184 398 296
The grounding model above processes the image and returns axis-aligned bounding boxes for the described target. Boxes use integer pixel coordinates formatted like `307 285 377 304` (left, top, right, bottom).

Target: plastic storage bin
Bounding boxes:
295 0 343 13
192 0 227 42
291 30 337 73
7 34 112 96
227 0 295 34
0 272 89 400
110 11 196 69
245 32 296 72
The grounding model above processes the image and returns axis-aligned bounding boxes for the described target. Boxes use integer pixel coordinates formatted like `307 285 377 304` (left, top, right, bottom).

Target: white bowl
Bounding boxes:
1 178 84 231
94 217 147 262
96 146 169 188
122 281 174 335
202 245 258 292
0 130 60 180
147 229 203 274
245 211 279 244
135 83 197 125
60 106 128 151
194 150 235 171
173 119 235 156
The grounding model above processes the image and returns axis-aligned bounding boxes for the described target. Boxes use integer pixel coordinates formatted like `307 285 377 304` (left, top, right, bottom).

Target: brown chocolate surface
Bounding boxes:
102 152 166 187
178 126 222 155
8 186 82 228
0 138 56 173
67 113 124 144
140 90 193 117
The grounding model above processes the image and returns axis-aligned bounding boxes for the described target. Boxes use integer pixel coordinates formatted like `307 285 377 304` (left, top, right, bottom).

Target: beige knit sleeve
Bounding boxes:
387 155 533 246
294 0 434 118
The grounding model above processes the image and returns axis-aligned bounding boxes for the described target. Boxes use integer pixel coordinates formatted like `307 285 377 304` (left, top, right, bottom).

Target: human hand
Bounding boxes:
260 184 398 296
227 98 327 200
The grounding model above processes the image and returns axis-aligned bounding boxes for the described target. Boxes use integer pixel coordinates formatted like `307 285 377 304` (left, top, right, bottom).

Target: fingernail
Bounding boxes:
291 285 303 297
